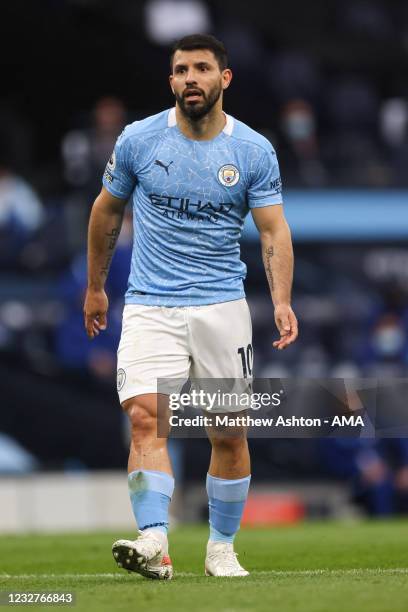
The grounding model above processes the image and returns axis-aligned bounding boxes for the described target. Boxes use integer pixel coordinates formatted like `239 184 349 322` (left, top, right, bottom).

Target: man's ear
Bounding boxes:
169 74 175 95
222 68 233 91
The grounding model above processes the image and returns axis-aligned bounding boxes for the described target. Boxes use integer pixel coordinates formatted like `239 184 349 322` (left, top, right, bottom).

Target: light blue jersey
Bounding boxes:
102 107 283 306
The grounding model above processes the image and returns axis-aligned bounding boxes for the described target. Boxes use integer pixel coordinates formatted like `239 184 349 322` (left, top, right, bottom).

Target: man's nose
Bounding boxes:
185 70 197 84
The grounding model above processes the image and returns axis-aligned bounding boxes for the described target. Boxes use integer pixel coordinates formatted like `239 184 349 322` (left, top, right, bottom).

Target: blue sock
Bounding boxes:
206 474 251 543
128 470 174 534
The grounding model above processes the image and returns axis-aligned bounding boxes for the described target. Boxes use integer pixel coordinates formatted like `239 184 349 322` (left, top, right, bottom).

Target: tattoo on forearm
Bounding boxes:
264 246 274 292
101 227 120 277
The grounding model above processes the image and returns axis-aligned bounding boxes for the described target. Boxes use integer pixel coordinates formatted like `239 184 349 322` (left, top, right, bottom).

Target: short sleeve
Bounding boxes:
247 145 283 208
102 128 137 199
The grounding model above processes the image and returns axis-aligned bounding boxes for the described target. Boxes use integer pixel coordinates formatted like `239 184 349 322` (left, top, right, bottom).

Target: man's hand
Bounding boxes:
273 304 298 350
84 288 109 339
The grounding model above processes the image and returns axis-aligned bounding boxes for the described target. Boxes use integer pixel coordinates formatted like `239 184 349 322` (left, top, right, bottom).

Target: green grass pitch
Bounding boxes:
1 521 408 611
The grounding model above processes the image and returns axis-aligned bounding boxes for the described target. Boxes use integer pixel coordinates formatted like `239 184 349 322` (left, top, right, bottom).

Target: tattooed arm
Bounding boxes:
251 205 298 350
84 186 127 339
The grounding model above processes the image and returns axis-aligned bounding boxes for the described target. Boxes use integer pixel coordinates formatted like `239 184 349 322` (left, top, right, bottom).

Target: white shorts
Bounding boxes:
116 298 253 408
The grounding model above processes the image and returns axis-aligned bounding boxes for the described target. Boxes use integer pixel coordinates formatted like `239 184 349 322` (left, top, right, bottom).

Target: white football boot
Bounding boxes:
112 530 173 580
205 541 249 577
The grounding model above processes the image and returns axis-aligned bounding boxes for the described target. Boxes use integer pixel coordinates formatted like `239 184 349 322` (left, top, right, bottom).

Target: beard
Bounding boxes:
176 82 223 121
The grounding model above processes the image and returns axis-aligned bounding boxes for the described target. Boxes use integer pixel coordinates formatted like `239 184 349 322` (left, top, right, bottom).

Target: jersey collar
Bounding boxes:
167 107 234 136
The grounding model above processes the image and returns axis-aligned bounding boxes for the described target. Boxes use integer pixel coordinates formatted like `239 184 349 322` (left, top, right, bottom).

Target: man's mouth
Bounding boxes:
184 89 203 102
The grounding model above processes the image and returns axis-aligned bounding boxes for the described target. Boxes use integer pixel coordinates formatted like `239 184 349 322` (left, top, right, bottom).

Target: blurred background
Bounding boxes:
1 0 408 532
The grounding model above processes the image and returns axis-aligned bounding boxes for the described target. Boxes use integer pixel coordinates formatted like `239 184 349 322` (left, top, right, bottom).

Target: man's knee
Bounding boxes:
122 395 157 437
210 435 247 456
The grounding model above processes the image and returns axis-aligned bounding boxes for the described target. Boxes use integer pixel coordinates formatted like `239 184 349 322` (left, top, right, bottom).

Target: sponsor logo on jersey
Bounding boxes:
218 164 240 187
154 159 173 175
149 193 233 223
103 170 113 183
107 151 116 172
270 176 282 193
117 368 126 391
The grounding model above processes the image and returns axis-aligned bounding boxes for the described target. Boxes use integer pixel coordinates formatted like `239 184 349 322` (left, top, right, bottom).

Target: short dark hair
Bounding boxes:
170 34 228 71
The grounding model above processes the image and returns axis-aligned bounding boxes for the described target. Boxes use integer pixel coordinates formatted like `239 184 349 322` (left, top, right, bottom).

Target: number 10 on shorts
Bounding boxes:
238 344 253 378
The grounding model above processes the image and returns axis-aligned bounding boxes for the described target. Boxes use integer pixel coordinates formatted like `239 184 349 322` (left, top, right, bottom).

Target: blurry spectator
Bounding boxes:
355 284 408 375
61 96 127 251
0 162 45 268
280 99 327 186
62 96 127 193
357 313 407 376
320 438 408 516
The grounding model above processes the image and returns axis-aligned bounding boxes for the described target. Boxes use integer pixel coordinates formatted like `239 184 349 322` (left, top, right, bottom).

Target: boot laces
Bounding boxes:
209 548 241 571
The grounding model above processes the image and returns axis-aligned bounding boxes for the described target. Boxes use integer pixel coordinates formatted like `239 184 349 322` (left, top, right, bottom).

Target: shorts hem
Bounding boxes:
118 386 159 404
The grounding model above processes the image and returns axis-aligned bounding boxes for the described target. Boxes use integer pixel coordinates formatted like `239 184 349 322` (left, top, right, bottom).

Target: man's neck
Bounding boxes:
175 104 226 141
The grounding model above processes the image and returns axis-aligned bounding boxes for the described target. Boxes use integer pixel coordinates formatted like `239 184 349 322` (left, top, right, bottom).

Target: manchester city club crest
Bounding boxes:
107 151 116 172
218 164 240 187
117 368 126 391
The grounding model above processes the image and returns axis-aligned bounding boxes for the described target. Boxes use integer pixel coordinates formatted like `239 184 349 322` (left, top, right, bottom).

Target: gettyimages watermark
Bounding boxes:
168 388 282 411
156 378 408 438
